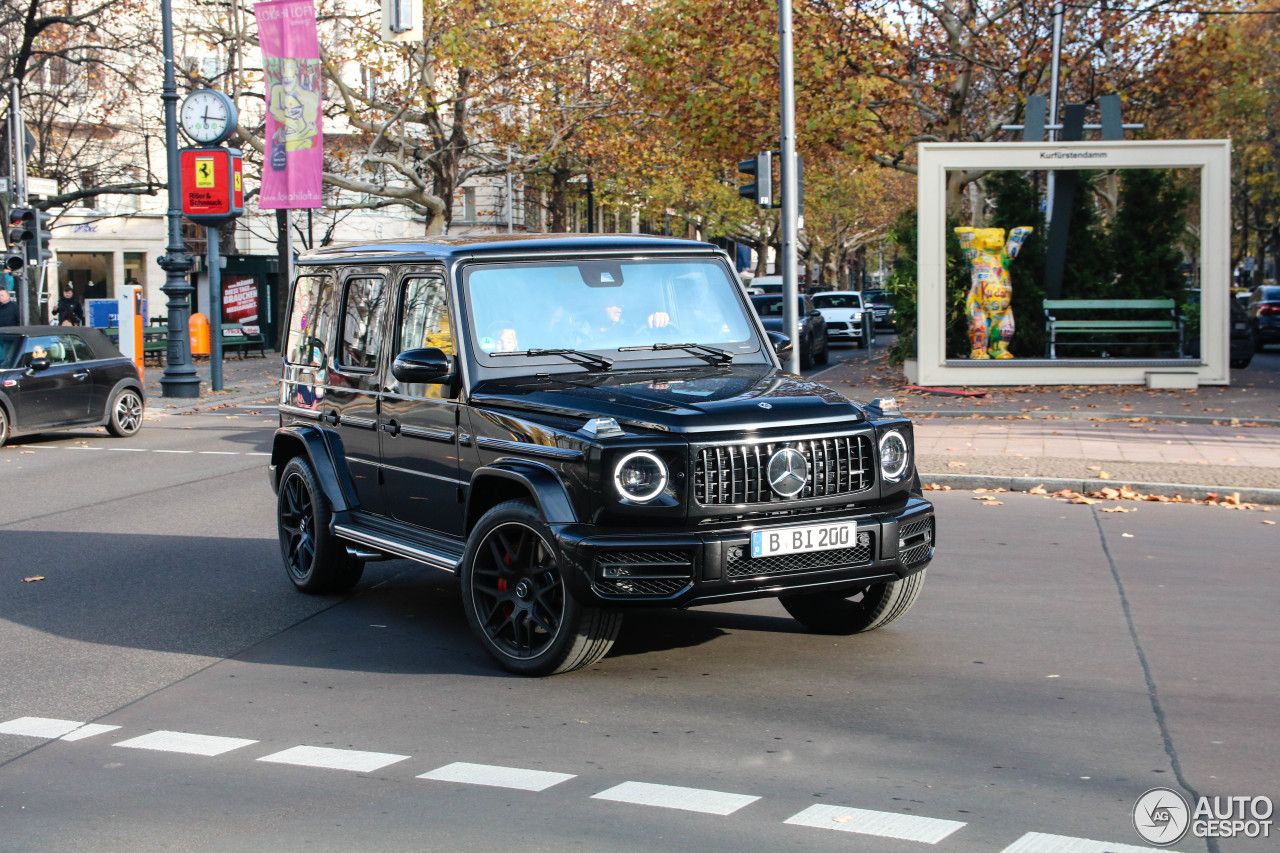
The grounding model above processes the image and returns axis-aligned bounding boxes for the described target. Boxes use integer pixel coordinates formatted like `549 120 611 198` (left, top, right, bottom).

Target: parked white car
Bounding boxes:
812 291 875 349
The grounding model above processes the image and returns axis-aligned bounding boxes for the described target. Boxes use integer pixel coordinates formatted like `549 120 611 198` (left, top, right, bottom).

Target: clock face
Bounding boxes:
180 90 237 145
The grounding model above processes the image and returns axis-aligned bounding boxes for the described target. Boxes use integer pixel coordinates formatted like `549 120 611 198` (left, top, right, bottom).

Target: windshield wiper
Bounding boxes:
492 348 613 369
618 342 733 364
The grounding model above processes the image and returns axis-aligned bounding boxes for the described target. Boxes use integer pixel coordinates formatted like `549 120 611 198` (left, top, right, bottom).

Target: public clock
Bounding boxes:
180 89 238 146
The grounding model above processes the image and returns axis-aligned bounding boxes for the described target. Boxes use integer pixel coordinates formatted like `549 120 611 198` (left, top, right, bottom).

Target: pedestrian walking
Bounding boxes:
0 287 19 327
52 286 84 326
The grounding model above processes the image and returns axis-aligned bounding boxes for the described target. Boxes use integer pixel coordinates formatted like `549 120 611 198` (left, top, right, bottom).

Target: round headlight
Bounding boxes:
614 451 668 502
879 430 909 482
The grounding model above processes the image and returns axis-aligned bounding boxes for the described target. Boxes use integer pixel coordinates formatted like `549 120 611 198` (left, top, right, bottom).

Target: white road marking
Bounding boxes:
61 724 121 741
1001 832 1180 853
198 451 240 455
109 447 148 452
153 450 194 454
785 804 965 844
0 717 86 738
114 730 257 756
418 761 575 792
257 745 410 773
591 781 759 816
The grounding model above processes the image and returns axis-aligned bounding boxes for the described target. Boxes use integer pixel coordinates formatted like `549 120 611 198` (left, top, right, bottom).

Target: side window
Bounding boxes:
338 276 388 371
67 335 94 361
21 335 67 366
398 277 453 357
285 272 337 367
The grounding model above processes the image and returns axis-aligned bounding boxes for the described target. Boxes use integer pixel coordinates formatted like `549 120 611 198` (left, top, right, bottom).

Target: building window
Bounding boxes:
462 187 476 222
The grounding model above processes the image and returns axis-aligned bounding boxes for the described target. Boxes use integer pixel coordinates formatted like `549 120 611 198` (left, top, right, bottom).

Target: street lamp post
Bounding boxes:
157 0 201 397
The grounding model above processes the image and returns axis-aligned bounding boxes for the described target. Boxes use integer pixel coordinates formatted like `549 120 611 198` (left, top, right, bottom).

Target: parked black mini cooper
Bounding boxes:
270 235 935 675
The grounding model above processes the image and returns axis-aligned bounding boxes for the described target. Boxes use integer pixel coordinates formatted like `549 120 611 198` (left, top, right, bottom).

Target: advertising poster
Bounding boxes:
255 0 322 209
222 275 259 325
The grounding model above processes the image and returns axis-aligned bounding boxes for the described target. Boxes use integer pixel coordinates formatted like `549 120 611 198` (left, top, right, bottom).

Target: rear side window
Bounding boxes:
68 336 94 361
338 276 388 371
285 272 337 367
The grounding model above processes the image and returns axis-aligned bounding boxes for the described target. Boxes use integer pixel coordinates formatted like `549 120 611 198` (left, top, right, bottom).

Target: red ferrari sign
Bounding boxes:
180 147 244 223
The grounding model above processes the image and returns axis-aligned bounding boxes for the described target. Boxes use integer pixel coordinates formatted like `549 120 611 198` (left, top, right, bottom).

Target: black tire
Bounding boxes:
1231 355 1253 369
106 388 144 437
277 457 364 594
800 335 814 369
0 405 9 448
461 500 621 676
780 569 927 635
1256 329 1266 352
815 333 830 365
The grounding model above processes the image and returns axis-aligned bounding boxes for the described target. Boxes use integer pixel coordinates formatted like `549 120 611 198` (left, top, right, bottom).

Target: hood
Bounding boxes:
470 364 865 433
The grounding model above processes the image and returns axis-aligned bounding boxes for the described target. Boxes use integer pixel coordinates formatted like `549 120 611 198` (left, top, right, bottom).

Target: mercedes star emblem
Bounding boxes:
767 447 809 498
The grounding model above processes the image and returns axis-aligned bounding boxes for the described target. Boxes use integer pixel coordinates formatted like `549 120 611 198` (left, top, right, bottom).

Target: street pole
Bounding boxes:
9 80 30 325
157 0 201 397
1046 0 1064 228
779 0 800 374
207 226 224 390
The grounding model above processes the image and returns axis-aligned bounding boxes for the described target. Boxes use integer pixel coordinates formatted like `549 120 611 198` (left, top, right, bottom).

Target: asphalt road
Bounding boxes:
0 395 1276 852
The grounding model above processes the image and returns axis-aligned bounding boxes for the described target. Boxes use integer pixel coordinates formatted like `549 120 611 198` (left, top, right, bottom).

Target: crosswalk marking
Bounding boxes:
785 804 966 844
0 717 88 739
257 745 410 773
114 730 257 757
59 724 121 741
1001 832 1179 853
591 781 759 816
418 761 575 792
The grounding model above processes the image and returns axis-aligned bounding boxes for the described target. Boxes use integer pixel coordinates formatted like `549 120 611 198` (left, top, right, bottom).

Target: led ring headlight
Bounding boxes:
879 430 909 482
614 451 668 502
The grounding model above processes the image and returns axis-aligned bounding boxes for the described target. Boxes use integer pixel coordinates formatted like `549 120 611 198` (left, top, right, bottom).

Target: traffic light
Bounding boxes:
738 151 773 208
27 209 52 263
5 205 32 273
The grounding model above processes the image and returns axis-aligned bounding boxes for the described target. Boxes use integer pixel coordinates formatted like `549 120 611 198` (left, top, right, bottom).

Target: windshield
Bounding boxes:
0 335 19 369
812 294 862 310
464 258 756 359
864 290 893 306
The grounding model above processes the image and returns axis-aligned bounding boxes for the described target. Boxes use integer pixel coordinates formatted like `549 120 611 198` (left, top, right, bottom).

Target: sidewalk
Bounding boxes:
815 346 1280 502
141 348 1280 503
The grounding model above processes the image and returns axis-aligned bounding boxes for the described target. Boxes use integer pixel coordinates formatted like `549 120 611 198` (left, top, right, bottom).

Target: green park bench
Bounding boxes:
1043 298 1184 358
103 326 169 364
220 324 266 359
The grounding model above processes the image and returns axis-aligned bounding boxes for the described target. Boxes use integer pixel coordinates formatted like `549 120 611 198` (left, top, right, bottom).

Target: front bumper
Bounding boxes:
552 497 935 607
826 321 866 340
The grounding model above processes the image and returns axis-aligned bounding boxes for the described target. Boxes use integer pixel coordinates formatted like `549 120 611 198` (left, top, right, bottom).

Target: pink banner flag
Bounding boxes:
256 0 323 209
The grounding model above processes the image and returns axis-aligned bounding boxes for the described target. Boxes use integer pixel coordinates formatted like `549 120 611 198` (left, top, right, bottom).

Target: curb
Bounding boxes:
920 473 1280 506
907 409 1280 427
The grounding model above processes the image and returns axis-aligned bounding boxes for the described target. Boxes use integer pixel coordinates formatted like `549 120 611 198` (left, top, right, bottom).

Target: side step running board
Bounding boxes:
332 522 461 572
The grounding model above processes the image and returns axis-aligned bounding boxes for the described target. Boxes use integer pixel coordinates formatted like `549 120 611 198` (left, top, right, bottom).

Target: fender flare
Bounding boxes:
467 460 577 527
270 424 358 512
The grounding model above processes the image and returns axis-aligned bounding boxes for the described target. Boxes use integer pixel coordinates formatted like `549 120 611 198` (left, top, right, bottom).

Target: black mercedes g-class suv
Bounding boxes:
270 235 934 675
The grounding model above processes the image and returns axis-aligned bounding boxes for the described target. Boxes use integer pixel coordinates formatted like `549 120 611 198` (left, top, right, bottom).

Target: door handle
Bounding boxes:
323 409 340 426
380 419 400 437
73 371 90 380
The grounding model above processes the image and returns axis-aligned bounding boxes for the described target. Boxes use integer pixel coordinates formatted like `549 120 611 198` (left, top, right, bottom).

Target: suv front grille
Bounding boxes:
726 532 874 579
695 434 873 505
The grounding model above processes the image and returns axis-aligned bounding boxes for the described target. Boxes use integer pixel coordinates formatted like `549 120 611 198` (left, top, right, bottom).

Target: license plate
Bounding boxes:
751 520 859 558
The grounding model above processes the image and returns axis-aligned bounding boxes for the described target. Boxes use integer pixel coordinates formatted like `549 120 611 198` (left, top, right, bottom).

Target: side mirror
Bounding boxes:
392 348 453 384
767 331 793 359
28 357 51 372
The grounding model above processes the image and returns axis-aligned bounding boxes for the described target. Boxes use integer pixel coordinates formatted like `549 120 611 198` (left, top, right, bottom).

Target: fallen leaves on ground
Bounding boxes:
1043 485 1268 510
924 483 951 491
23 576 44 583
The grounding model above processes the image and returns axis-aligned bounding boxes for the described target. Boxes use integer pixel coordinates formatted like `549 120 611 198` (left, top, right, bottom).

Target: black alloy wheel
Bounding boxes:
461 500 621 676
277 457 363 594
107 388 144 437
